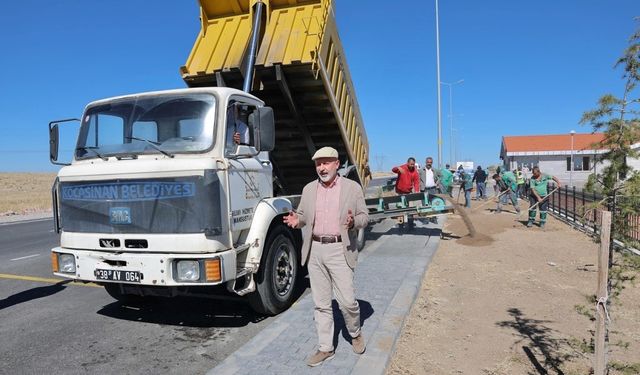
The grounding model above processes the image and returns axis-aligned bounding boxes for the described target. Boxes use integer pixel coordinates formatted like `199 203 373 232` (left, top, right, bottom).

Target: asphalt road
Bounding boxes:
0 219 278 375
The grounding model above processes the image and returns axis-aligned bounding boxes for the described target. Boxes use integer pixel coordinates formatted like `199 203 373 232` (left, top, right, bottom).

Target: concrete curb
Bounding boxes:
0 212 53 225
352 228 441 374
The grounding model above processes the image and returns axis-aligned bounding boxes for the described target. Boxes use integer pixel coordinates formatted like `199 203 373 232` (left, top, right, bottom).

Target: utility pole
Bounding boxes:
374 154 386 172
441 80 464 166
570 130 575 187
435 0 443 168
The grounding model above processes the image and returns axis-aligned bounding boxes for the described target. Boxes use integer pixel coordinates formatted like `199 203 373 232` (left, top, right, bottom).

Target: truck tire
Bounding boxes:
248 225 300 315
356 227 366 251
103 283 145 306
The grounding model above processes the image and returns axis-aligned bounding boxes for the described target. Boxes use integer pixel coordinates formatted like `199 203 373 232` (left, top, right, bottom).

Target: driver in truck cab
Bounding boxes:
226 104 250 147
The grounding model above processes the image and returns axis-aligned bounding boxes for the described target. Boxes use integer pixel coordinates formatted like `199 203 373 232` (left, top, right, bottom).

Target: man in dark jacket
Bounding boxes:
472 166 488 200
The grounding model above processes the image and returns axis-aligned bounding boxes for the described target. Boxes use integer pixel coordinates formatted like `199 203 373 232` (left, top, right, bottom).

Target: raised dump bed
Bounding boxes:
180 0 369 194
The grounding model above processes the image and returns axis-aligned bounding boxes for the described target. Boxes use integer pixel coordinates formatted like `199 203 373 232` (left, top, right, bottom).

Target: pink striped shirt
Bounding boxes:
313 176 342 236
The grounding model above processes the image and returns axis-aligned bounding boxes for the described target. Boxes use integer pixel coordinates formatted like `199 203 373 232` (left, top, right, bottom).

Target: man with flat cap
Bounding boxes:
283 146 369 367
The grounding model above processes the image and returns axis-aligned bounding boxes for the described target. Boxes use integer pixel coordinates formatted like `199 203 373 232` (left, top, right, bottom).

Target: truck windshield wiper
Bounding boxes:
76 146 108 161
125 136 174 158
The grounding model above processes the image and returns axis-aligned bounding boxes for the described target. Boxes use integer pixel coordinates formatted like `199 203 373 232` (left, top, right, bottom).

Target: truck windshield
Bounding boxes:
75 93 216 160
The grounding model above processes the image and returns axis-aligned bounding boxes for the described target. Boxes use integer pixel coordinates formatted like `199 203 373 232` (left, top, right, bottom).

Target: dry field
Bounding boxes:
0 173 57 215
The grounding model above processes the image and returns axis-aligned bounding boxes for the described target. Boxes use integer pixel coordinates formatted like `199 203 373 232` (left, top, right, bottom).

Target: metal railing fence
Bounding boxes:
546 185 640 250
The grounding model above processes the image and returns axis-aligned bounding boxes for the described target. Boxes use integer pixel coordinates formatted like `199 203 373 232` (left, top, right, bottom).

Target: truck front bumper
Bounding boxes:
51 247 237 286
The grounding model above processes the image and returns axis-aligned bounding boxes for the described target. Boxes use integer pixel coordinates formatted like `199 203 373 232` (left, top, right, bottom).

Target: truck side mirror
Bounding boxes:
250 107 275 152
49 118 80 166
49 123 59 162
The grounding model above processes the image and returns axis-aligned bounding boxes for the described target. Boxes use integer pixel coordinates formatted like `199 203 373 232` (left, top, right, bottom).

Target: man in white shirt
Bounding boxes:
420 156 438 195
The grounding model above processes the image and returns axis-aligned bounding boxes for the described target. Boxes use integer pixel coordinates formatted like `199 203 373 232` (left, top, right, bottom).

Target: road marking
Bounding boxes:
0 273 101 288
10 254 40 261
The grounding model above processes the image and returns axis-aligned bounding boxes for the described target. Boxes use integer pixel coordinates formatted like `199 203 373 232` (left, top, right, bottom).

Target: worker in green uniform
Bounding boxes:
493 170 520 214
438 164 454 197
528 166 562 228
462 170 474 208
515 167 525 198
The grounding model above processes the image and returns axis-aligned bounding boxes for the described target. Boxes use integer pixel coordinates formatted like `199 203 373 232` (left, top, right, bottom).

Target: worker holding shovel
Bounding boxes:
527 166 562 228
492 171 521 214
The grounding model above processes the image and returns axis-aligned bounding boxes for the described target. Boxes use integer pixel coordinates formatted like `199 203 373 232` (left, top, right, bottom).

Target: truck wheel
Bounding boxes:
103 284 145 306
356 227 366 251
248 225 299 315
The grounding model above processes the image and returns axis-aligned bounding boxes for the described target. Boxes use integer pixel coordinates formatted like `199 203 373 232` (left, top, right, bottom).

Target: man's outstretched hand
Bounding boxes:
283 210 299 228
345 209 354 230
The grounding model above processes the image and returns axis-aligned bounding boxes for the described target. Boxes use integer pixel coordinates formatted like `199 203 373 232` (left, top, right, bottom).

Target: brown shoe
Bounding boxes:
306 350 335 367
352 334 366 354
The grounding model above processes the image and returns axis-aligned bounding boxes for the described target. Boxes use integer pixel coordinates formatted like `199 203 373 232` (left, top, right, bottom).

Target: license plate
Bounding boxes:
109 207 131 225
94 269 142 283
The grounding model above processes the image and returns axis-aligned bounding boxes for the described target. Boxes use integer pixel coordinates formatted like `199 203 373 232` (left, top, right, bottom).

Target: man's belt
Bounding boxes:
312 234 342 244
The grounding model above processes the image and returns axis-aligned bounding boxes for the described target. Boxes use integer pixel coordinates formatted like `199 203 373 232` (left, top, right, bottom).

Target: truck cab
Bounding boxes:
50 87 302 314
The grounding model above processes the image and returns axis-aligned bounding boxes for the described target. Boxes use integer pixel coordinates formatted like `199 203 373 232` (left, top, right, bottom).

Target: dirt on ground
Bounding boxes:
0 173 56 215
387 196 640 375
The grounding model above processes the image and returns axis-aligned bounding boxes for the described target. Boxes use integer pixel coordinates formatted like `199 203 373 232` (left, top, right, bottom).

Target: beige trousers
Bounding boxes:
308 240 361 352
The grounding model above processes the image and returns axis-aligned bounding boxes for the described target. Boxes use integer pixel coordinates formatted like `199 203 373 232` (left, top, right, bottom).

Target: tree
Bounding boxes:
581 23 640 199
581 22 640 251
578 22 640 375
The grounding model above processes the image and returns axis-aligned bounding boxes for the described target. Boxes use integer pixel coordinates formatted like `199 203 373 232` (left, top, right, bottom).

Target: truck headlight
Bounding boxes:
176 260 200 282
58 254 76 273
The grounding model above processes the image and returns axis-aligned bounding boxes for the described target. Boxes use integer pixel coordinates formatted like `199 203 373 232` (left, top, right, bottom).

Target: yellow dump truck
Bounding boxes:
182 0 369 193
48 0 369 315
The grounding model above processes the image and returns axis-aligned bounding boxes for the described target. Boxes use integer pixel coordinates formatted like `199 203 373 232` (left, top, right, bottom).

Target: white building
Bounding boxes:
500 133 640 188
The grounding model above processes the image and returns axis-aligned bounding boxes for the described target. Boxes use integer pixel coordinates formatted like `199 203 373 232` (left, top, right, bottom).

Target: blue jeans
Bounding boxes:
516 184 525 198
465 189 472 208
476 182 486 199
497 190 519 212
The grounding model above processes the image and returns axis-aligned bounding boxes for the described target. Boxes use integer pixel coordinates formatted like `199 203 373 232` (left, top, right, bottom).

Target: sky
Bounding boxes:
0 0 638 172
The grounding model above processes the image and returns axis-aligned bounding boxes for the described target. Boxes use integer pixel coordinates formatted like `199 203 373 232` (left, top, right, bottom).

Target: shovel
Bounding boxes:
472 189 509 212
517 187 560 219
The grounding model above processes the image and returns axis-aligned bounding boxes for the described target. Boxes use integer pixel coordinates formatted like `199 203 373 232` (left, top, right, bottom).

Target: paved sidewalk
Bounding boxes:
207 218 443 374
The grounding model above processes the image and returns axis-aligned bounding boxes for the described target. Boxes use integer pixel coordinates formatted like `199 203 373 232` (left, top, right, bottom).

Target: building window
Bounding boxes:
582 156 590 171
567 156 591 171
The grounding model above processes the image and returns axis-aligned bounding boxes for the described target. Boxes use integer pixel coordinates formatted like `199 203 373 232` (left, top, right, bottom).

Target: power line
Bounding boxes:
374 153 386 172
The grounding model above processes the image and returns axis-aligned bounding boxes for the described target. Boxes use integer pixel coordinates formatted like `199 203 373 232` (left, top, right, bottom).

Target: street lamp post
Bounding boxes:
435 0 443 168
570 130 576 187
441 79 464 166
451 127 458 164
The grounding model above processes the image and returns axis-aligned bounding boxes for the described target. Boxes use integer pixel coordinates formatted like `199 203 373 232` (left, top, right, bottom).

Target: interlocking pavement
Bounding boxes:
207 218 443 374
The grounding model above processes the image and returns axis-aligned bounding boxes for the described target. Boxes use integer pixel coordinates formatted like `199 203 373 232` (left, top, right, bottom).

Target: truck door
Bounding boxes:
225 99 272 236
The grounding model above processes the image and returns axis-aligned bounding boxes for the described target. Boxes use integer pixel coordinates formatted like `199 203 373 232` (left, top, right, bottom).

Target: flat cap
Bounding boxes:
312 146 339 160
